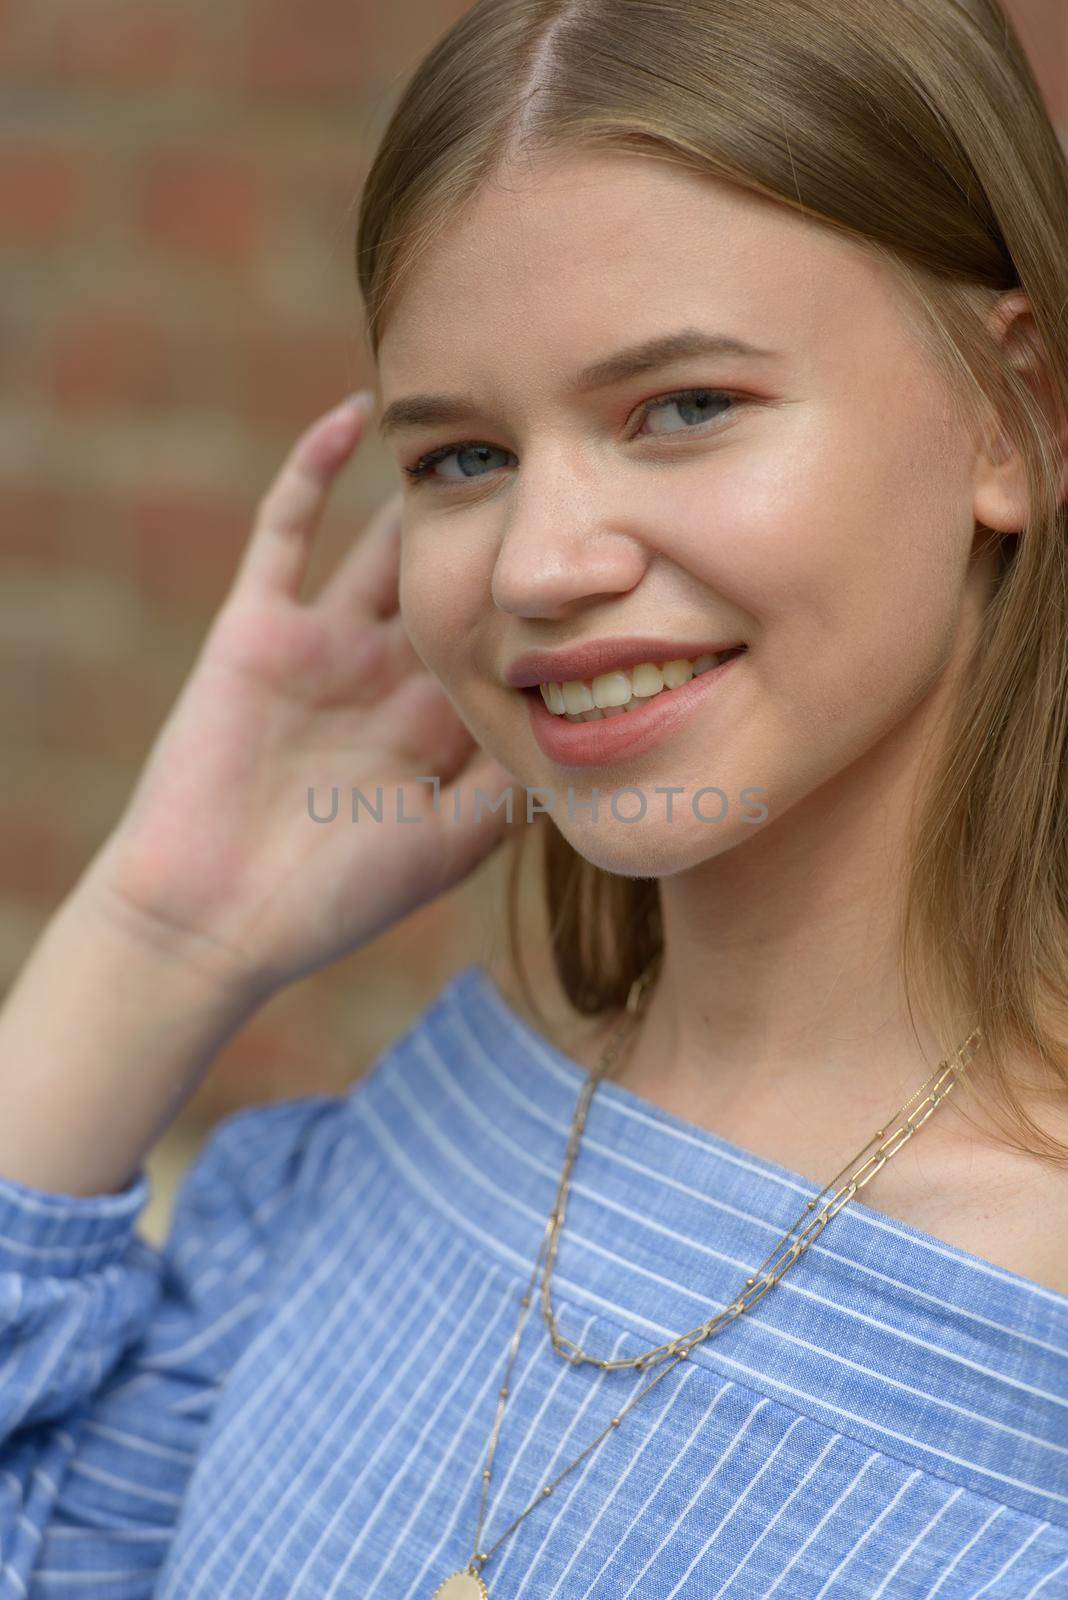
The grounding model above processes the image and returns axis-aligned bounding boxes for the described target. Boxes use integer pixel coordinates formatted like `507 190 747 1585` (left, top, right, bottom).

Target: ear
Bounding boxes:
972 289 1068 535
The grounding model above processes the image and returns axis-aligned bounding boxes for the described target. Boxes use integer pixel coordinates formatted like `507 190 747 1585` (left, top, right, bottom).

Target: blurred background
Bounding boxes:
2 0 1066 1245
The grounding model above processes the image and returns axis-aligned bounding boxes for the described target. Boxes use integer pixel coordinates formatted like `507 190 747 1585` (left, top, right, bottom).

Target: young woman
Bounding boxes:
2 0 1067 1593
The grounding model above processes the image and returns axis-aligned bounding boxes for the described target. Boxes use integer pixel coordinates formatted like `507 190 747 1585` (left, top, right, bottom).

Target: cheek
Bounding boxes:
715 399 967 645
396 543 438 666
397 536 481 681
688 406 971 746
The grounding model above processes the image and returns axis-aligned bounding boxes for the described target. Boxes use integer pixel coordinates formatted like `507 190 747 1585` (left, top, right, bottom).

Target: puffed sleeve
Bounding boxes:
0 1093 342 1596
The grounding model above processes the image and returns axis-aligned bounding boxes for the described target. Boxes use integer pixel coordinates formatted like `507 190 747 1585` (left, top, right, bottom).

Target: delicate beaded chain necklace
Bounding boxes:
432 957 983 1598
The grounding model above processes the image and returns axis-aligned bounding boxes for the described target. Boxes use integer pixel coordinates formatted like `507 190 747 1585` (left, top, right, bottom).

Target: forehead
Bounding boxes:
377 147 908 390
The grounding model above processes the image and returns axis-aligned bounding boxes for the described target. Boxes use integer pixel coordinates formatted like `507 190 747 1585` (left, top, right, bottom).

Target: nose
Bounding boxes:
490 455 648 619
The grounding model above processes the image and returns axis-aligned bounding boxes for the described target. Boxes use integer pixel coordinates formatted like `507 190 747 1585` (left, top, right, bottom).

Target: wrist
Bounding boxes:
67 841 272 1024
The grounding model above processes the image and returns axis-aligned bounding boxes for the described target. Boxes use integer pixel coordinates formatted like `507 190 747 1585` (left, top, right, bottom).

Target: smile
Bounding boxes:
523 646 747 767
537 648 745 720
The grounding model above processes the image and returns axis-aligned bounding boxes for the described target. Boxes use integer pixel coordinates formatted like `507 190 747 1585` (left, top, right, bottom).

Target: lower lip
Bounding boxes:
523 651 745 767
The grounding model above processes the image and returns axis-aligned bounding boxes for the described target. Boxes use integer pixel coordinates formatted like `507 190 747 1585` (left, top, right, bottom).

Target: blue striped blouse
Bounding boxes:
2 962 1067 1598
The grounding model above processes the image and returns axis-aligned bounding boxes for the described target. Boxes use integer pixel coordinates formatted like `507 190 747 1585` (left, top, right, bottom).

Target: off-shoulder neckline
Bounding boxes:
466 962 1068 1312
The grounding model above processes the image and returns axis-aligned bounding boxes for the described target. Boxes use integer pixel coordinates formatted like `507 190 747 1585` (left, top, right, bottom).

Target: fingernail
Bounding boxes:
319 392 374 447
322 392 372 427
342 389 375 413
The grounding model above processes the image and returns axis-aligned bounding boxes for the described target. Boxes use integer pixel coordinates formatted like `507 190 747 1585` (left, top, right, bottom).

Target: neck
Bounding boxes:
608 676 994 1171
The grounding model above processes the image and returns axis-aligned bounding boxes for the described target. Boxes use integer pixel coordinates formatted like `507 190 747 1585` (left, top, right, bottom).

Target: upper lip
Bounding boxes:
504 636 745 688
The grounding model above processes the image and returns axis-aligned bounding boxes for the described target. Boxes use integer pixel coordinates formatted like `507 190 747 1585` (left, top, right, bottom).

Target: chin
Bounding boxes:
550 813 757 879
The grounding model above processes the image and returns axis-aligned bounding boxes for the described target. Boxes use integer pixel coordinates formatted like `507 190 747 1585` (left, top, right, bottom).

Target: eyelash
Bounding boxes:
401 386 741 488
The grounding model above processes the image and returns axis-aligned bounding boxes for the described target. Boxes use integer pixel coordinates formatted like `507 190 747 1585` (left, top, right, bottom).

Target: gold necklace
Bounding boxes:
432 959 983 1598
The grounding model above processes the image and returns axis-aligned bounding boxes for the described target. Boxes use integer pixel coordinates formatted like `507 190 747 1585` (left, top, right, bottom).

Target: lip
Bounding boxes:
504 636 744 688
524 648 745 767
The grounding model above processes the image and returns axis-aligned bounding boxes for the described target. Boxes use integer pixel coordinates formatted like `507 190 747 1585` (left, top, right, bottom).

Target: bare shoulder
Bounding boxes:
880 1147 1068 1296
865 1088 1068 1298
481 957 1068 1298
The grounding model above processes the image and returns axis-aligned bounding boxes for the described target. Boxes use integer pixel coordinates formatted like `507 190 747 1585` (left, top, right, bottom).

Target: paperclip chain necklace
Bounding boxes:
432 956 983 1598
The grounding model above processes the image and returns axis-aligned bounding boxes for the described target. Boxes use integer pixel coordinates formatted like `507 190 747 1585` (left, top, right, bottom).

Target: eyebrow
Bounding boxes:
376 327 780 439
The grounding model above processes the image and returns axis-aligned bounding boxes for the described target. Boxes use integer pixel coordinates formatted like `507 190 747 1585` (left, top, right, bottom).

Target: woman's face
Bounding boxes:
376 148 996 875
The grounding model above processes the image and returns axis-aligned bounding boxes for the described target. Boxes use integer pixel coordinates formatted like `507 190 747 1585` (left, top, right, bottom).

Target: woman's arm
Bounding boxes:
0 849 262 1198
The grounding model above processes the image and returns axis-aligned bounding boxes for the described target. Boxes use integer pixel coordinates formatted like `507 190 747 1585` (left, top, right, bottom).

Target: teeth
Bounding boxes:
630 662 666 698
661 659 694 689
537 651 732 721
561 680 594 714
589 669 632 709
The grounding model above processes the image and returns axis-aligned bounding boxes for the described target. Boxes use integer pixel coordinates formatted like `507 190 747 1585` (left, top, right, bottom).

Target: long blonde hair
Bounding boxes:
355 0 1068 1165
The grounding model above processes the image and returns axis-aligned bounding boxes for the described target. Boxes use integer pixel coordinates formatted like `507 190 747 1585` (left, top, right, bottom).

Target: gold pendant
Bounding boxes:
432 1570 489 1598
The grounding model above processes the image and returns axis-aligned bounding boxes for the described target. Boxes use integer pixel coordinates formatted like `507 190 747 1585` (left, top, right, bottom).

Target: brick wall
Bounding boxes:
2 0 1067 1131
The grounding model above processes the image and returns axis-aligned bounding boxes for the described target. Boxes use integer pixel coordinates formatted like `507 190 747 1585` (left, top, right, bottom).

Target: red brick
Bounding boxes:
134 151 263 268
0 808 75 903
127 486 251 611
45 487 142 587
0 143 87 248
245 0 380 99
44 308 238 417
0 290 37 390
32 0 214 89
275 144 375 281
13 646 171 767
239 325 369 432
0 479 67 564
46 306 178 412
0 0 17 72
184 1004 348 1121
0 644 51 749
245 0 471 99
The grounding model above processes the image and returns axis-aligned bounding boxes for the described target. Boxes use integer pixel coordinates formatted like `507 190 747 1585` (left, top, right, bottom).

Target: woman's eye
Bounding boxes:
637 387 735 436
401 387 737 488
403 442 514 487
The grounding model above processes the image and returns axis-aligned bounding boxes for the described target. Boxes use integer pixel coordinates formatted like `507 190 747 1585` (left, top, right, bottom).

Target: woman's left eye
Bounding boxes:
637 387 736 436
402 386 737 487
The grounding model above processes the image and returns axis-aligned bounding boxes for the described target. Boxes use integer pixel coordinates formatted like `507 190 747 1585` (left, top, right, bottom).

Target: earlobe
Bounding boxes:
972 438 1029 535
971 290 1068 534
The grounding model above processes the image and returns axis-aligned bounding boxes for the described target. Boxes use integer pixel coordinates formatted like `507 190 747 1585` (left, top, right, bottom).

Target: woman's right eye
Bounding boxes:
403 441 516 487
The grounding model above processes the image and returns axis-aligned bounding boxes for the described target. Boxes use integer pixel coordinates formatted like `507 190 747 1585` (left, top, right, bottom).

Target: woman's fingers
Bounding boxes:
232 394 374 603
318 487 405 622
342 610 430 710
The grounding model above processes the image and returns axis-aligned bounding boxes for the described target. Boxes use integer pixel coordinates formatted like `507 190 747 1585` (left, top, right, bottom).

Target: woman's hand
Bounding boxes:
84 395 519 1007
